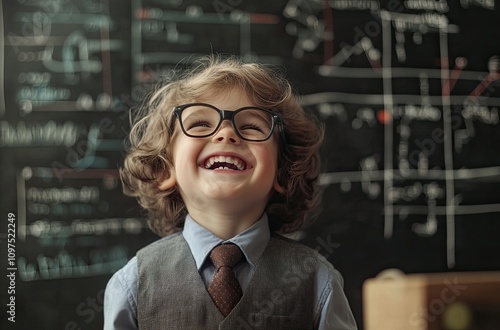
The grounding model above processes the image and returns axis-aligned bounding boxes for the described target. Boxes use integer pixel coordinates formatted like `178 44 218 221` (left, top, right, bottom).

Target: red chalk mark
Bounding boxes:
323 0 334 66
440 55 451 97
136 70 155 83
470 72 500 98
250 14 280 24
136 8 149 19
377 109 392 124
441 57 467 95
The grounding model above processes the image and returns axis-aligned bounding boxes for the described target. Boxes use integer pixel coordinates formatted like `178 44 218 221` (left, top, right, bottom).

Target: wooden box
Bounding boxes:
363 270 500 330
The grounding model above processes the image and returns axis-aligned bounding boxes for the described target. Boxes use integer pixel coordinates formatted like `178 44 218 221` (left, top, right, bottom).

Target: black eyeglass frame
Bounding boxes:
169 103 287 143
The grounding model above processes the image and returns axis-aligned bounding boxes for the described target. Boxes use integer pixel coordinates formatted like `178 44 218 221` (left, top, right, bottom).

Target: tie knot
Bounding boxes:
210 244 243 269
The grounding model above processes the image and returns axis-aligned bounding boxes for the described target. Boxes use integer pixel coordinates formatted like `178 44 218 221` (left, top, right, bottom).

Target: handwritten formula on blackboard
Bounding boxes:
1 1 499 328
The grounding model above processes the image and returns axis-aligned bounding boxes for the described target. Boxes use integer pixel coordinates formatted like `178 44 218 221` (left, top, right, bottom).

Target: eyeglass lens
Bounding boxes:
180 105 274 141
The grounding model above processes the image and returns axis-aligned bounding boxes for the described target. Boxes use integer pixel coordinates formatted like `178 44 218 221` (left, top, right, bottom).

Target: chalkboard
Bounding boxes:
1 0 499 329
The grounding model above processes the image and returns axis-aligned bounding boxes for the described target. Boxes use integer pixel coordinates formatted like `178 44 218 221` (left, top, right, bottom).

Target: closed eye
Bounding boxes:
240 123 265 133
186 120 213 130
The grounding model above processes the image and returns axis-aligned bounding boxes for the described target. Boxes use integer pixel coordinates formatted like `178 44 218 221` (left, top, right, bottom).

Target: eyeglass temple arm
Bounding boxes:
168 108 179 134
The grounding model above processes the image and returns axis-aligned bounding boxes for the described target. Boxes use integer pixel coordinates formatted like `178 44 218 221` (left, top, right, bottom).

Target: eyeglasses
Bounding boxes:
170 103 286 142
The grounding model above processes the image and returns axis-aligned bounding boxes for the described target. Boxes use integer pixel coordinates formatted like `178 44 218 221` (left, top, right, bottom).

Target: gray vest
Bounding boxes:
137 233 317 329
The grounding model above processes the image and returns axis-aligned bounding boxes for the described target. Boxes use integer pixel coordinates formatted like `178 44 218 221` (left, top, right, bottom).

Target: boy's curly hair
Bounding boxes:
121 55 324 237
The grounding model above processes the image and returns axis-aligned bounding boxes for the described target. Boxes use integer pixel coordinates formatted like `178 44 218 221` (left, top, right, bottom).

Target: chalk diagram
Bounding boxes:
284 0 500 268
2 0 125 114
3 0 499 275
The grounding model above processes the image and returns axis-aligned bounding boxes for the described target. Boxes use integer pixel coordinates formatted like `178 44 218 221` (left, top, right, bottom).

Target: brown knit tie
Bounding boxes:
208 244 244 317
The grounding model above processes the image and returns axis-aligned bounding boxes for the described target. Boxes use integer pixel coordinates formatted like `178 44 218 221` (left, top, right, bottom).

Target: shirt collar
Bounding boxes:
182 213 270 270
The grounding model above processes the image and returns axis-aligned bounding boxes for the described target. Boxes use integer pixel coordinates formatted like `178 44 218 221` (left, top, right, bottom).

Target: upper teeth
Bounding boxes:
204 156 246 170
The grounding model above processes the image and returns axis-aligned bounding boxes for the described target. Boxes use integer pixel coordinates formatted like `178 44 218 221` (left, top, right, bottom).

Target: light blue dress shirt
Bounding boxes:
104 214 357 329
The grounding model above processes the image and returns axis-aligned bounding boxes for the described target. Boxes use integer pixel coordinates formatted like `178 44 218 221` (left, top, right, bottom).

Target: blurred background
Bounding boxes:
1 0 500 329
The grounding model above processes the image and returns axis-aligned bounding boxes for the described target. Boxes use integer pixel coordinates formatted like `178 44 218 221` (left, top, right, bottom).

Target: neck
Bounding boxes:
187 203 265 240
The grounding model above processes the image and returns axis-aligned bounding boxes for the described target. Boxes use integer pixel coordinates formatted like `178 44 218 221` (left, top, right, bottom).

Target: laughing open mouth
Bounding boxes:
203 156 247 171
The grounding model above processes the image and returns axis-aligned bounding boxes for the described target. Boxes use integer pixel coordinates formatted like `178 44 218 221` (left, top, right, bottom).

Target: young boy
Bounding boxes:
104 56 357 329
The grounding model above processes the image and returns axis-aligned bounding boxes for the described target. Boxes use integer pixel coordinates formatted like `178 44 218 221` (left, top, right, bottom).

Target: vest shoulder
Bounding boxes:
137 232 184 256
270 233 320 256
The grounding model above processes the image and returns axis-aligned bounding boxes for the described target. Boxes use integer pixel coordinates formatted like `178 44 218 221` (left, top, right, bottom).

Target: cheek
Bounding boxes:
256 144 280 174
171 139 207 183
173 149 196 172
172 136 201 163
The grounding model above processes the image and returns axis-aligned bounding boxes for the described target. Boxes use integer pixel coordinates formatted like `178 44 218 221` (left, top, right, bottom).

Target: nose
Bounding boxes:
212 120 240 144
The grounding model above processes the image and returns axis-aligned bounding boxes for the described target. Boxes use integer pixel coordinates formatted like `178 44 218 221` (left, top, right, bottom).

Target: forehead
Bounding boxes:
195 87 256 110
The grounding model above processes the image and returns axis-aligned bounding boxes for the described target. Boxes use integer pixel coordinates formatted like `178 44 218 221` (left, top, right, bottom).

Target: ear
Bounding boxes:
273 178 285 194
158 173 176 190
